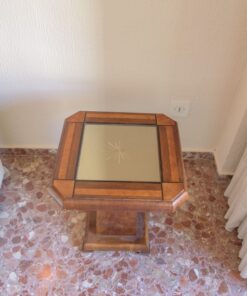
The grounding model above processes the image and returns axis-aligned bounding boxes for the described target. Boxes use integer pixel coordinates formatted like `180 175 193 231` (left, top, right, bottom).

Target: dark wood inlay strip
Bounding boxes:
74 181 162 200
158 126 171 182
159 125 184 182
173 124 184 182
166 126 180 182
85 112 156 125
76 181 161 190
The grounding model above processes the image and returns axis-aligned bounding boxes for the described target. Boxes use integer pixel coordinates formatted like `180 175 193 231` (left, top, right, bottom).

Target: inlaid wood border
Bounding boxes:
74 181 162 200
158 124 184 183
52 111 188 211
85 111 156 124
53 121 83 180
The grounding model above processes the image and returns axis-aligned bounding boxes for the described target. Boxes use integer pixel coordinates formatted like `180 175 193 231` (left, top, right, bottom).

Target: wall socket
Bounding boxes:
170 99 191 117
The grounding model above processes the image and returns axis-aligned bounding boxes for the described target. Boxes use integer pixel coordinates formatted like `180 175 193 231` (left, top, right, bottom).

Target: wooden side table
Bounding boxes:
51 111 188 252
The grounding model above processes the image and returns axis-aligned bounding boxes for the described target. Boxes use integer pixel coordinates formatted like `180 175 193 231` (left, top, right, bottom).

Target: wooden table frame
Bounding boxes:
51 111 188 252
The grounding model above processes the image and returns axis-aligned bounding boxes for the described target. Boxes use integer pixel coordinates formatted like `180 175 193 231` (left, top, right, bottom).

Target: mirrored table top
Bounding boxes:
76 123 161 182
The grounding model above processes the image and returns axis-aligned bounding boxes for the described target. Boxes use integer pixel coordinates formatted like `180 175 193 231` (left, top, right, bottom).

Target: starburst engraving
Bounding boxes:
106 140 126 164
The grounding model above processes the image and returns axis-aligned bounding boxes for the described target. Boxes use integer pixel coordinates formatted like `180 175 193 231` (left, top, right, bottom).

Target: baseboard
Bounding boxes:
213 151 234 176
0 145 57 149
182 147 214 153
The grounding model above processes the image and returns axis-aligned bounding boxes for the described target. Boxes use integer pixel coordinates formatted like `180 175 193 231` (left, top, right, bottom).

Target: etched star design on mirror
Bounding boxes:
106 140 126 164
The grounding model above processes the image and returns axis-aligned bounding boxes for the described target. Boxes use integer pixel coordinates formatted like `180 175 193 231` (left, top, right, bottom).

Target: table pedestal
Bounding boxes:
83 211 149 252
52 111 188 252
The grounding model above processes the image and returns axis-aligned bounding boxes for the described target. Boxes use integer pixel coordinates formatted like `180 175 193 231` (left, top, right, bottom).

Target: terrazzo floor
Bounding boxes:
0 149 247 296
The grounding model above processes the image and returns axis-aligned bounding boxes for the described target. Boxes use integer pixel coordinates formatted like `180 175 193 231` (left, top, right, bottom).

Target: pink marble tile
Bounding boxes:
0 149 246 295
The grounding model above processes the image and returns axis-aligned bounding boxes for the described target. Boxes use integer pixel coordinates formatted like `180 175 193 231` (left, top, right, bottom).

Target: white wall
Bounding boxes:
1 0 247 150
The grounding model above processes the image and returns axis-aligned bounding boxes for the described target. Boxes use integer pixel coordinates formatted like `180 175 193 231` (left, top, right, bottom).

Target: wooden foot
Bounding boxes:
83 211 149 252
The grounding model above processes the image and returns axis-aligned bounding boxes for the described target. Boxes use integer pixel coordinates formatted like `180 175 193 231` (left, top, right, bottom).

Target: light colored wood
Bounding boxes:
156 113 176 125
66 123 83 178
54 122 83 180
53 180 75 199
54 121 68 179
64 197 174 212
162 182 184 201
58 123 76 179
66 111 85 122
158 125 184 182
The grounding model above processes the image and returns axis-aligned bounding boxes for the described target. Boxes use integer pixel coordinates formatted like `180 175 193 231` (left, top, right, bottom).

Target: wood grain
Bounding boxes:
158 124 184 182
162 182 184 201
66 111 85 123
85 112 156 124
96 211 137 235
174 123 187 188
83 212 149 252
64 197 174 212
53 180 75 199
156 113 176 125
74 181 162 200
54 122 83 180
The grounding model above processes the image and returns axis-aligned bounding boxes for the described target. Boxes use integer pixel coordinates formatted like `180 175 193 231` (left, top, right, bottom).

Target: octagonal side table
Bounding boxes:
50 111 189 252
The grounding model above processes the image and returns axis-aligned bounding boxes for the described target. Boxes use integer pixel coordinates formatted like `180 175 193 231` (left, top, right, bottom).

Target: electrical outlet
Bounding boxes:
170 100 191 117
